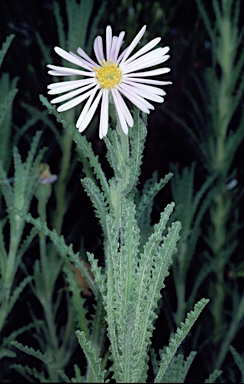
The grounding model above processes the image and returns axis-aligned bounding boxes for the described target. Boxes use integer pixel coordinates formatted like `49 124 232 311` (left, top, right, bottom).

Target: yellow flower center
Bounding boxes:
94 59 122 89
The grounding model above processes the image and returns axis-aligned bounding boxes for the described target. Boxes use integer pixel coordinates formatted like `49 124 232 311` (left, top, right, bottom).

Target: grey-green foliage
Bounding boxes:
76 330 106 383
155 298 209 383
0 34 18 177
160 351 197 383
17 211 97 297
15 207 109 382
11 340 70 382
0 36 45 367
204 369 223 383
22 97 210 382
0 131 45 360
0 34 15 68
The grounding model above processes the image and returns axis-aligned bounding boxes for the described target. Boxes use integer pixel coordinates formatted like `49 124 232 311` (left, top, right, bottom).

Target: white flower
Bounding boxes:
47 25 172 139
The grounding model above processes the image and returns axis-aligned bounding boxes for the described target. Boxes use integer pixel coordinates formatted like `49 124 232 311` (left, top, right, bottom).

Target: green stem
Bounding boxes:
37 189 59 353
215 294 244 370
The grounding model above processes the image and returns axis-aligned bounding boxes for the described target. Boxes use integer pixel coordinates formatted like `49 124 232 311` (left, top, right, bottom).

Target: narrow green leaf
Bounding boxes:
136 172 173 224
63 263 90 337
76 330 106 383
0 34 15 68
81 177 109 236
204 369 223 383
53 1 66 50
11 341 70 382
15 210 98 296
155 298 210 383
11 363 48 382
229 345 244 379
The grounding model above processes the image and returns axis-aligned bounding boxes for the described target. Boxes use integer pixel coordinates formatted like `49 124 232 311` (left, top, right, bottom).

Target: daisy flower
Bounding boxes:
47 25 172 139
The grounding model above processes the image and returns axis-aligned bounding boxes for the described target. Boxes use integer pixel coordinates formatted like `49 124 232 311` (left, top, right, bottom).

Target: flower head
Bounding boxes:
37 163 57 184
47 25 172 139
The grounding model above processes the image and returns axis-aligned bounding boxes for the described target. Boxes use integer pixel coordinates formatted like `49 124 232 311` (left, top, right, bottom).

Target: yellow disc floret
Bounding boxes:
94 59 122 89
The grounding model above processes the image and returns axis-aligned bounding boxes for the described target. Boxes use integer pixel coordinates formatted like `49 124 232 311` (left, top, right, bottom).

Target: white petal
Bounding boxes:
77 47 98 67
109 36 119 62
135 90 164 103
113 31 125 63
78 91 103 132
50 82 95 104
123 38 163 66
119 25 147 65
54 46 84 67
123 77 172 85
112 89 133 126
47 79 95 94
123 79 166 95
47 64 94 77
111 89 128 135
68 51 94 70
118 83 153 113
123 48 167 68
48 70 70 76
106 26 112 61
121 48 169 73
125 55 170 73
56 88 94 111
121 82 164 103
124 68 171 77
99 90 109 138
76 85 100 127
117 46 129 63
94 36 104 63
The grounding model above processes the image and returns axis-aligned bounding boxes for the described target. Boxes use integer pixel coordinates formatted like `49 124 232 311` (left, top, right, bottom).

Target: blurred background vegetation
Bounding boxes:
0 0 243 382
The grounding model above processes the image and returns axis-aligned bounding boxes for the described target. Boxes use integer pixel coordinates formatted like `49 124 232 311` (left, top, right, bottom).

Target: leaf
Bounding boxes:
229 345 244 379
76 330 106 383
53 1 66 49
103 213 121 378
0 34 15 68
15 210 98 296
155 298 210 383
90 297 107 363
136 172 173 224
63 263 90 337
0 74 18 167
86 251 106 300
161 351 197 383
11 341 70 382
0 219 7 277
196 0 216 48
132 215 181 383
124 108 147 195
81 177 109 237
115 199 140 382
204 369 222 383
70 364 85 383
11 363 49 382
